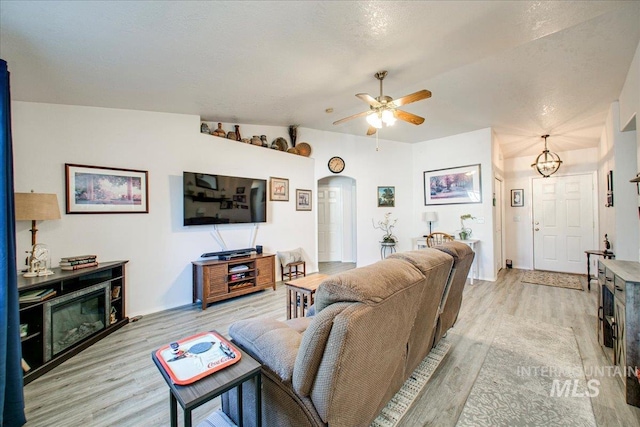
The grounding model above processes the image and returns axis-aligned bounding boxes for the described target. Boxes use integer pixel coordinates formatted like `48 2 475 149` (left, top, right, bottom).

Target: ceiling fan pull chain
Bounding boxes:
376 131 379 151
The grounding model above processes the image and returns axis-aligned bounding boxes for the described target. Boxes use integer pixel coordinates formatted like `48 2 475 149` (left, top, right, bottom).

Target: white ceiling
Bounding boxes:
1 1 639 158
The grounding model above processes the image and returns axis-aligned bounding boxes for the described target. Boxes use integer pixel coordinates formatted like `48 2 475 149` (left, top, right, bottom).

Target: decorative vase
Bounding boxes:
289 125 298 147
234 125 241 141
261 135 268 147
251 135 262 146
459 230 468 240
212 123 226 137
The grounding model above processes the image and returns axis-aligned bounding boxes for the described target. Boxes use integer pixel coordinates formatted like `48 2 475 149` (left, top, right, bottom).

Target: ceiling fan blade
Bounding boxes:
395 109 425 125
392 89 432 107
333 110 370 126
366 126 377 136
356 93 381 108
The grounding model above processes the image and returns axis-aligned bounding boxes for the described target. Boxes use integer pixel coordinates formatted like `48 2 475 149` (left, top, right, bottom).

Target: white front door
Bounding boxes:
317 186 342 262
532 174 595 274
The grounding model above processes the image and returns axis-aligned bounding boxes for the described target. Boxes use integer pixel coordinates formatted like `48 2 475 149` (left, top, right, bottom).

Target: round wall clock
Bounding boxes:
328 156 345 174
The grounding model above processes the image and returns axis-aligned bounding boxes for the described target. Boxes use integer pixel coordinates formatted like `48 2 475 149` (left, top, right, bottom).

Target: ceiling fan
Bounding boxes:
333 71 431 136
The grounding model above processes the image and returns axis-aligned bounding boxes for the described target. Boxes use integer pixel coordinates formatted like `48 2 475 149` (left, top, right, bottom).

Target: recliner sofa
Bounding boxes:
223 242 474 426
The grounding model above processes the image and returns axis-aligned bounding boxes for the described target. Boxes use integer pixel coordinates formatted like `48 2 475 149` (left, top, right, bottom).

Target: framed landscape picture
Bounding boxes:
296 189 312 211
424 164 482 205
65 163 149 214
377 186 395 207
270 177 289 201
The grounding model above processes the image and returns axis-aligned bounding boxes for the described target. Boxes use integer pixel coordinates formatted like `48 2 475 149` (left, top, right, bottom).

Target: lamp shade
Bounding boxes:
15 193 61 221
423 211 438 223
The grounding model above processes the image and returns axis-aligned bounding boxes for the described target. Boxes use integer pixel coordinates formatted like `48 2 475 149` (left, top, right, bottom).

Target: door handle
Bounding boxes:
535 228 539 231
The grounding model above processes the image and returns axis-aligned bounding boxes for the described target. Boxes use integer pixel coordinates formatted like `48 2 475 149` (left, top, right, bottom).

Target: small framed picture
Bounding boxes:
65 163 149 214
511 189 524 207
270 177 289 201
296 189 312 211
378 186 395 207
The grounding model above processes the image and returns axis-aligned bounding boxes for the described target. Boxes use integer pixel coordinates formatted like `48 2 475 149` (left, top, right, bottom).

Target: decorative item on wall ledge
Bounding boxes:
296 189 312 211
511 189 524 207
531 134 562 177
289 125 298 147
65 164 149 214
605 170 614 207
424 164 482 205
459 214 475 240
377 186 395 207
203 122 312 156
270 177 289 201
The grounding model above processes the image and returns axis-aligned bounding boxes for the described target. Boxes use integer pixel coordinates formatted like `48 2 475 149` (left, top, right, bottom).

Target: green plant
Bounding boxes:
373 212 397 243
459 214 475 239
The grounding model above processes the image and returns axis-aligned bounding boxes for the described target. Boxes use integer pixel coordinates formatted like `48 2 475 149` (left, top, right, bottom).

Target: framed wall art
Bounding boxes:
65 163 149 214
511 189 524 207
423 164 482 205
270 177 289 201
296 189 312 211
377 186 395 207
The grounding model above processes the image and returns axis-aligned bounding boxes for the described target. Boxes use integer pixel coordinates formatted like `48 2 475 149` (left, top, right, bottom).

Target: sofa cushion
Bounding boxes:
229 318 302 382
314 258 425 313
293 302 351 396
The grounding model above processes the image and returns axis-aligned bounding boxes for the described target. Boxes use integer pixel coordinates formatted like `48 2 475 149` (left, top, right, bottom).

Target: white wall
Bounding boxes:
411 127 497 281
12 102 317 316
503 147 599 270
301 128 414 267
597 103 639 261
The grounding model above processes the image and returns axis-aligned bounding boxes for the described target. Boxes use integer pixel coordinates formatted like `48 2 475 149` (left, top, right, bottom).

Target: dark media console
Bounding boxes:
201 248 255 260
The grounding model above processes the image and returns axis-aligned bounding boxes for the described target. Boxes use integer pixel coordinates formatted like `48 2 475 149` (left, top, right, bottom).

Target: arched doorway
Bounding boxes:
317 176 357 262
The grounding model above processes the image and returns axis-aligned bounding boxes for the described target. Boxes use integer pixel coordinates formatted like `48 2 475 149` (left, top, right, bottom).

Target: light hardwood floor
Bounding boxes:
22 264 640 426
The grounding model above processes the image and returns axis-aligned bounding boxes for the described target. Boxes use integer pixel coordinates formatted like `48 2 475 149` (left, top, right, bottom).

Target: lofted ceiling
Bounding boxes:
1 1 639 158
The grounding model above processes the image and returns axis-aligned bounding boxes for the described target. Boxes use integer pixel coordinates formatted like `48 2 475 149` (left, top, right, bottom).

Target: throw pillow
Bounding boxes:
277 249 303 267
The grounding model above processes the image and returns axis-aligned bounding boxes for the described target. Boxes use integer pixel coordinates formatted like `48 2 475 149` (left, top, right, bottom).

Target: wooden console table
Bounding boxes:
192 254 276 310
285 274 328 319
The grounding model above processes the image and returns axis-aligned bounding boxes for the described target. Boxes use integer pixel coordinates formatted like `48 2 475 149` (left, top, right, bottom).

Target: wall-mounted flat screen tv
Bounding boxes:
183 172 267 225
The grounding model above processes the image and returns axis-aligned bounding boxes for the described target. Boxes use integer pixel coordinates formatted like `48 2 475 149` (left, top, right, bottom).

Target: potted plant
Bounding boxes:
373 212 398 244
459 214 475 240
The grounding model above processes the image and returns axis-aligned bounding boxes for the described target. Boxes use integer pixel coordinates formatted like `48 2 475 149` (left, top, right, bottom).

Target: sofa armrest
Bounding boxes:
229 318 302 382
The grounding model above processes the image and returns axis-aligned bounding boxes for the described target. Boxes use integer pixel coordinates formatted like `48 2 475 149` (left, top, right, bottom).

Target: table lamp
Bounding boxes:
424 211 438 235
15 191 61 276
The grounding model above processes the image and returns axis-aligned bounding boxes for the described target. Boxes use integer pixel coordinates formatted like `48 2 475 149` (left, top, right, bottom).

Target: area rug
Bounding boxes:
455 314 596 426
521 270 584 290
370 337 451 427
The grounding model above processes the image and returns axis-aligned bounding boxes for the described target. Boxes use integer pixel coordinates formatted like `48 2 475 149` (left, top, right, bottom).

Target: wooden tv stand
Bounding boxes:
192 253 276 310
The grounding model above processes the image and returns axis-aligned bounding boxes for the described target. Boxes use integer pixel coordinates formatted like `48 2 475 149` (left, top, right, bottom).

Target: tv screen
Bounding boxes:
183 172 267 225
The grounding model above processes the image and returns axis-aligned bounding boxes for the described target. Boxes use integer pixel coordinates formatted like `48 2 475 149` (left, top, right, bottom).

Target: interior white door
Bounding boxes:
317 186 342 262
494 177 503 273
532 174 595 274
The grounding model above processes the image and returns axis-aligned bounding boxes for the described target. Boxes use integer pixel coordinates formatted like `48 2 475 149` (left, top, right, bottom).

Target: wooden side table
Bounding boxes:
285 274 328 319
585 249 615 291
152 339 262 427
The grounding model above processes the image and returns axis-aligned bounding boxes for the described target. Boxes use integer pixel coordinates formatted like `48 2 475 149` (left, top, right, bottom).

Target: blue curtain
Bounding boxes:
0 59 26 426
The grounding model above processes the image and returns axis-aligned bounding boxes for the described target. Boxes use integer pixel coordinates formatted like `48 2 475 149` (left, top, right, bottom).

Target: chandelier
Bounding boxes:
531 134 562 177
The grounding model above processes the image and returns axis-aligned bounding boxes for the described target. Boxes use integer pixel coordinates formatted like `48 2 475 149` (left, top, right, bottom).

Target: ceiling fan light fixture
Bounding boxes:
366 112 383 128
381 109 396 126
531 134 562 177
